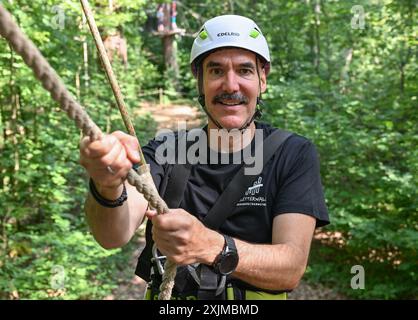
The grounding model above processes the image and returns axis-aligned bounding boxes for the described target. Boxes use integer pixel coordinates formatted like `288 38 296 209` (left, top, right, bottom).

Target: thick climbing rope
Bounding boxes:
0 4 176 300
79 0 140 149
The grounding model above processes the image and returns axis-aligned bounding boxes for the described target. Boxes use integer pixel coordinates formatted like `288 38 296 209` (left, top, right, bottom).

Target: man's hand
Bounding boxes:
79 130 140 199
145 209 224 266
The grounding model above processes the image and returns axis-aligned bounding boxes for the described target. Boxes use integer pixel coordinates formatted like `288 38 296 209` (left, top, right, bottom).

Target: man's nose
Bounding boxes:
222 70 240 93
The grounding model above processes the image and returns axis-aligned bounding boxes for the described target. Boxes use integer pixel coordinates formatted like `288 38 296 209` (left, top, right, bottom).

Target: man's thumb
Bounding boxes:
125 140 141 163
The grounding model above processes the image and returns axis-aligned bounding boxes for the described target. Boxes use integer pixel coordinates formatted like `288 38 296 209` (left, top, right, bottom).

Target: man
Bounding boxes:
80 15 329 300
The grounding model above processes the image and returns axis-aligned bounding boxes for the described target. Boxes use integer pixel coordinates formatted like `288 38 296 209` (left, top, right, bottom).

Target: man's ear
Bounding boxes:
260 68 267 93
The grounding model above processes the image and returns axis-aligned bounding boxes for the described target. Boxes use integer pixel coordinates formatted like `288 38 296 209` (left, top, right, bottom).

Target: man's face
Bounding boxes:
202 48 267 130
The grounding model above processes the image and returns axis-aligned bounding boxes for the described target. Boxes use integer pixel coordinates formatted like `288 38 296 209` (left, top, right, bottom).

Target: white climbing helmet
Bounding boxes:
190 15 271 77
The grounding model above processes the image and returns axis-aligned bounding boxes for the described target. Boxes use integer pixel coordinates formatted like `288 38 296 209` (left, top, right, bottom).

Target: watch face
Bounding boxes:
219 251 239 275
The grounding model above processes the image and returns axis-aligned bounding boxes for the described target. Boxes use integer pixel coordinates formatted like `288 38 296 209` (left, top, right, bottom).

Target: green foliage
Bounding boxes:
256 0 417 299
1 219 120 299
1 0 416 299
0 0 156 299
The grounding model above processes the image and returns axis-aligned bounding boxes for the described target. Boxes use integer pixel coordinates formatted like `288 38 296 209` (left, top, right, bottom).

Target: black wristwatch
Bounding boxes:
213 235 239 275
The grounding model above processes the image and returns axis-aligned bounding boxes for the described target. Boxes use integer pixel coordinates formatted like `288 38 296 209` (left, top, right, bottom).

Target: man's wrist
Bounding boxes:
200 230 225 265
95 181 124 200
89 179 127 208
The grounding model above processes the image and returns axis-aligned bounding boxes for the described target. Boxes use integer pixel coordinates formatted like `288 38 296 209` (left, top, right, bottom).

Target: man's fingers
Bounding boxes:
145 209 158 219
79 132 137 189
98 140 124 168
151 212 185 232
111 130 130 140
79 135 92 150
80 134 118 159
112 131 141 163
125 145 141 164
102 144 126 169
109 151 132 179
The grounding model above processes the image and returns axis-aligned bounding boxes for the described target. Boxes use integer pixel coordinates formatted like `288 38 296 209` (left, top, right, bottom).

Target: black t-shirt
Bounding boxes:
142 121 329 244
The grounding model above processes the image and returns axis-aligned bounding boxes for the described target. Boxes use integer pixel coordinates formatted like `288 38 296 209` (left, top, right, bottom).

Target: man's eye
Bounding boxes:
240 69 253 75
210 68 223 75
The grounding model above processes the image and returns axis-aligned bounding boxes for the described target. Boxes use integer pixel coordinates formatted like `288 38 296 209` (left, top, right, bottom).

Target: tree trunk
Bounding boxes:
5 44 20 191
398 2 414 95
11 93 20 179
313 0 321 74
340 48 353 93
162 3 180 90
0 93 5 191
76 68 81 100
83 41 89 89
83 12 89 90
321 2 333 82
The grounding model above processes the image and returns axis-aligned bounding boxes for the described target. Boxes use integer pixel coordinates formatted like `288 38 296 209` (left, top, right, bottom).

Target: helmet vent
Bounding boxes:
250 28 260 38
199 29 208 40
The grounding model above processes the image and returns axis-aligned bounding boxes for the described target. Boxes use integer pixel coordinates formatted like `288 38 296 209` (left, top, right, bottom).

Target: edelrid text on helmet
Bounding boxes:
217 32 240 37
190 15 271 77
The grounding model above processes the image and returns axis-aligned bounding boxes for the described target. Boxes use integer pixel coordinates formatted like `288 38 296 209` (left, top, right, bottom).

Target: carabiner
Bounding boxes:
151 244 166 275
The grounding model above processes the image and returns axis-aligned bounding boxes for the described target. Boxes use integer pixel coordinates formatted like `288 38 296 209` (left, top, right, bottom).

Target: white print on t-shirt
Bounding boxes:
245 177 263 196
237 177 267 207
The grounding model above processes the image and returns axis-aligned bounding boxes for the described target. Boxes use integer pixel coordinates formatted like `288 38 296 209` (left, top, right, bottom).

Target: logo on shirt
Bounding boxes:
245 177 263 196
237 177 266 207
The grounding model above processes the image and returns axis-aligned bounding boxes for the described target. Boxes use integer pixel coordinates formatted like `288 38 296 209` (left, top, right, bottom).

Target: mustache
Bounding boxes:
213 92 249 105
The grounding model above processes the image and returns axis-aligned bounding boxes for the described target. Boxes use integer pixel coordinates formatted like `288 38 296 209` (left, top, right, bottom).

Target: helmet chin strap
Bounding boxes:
238 55 265 130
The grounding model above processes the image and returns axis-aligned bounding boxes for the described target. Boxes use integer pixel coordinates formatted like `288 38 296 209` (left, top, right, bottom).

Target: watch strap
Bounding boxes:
224 235 237 254
213 234 239 275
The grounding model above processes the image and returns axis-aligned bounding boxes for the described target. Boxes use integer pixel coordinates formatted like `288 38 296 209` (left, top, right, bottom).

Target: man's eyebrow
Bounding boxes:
239 62 256 69
205 61 256 69
206 61 221 69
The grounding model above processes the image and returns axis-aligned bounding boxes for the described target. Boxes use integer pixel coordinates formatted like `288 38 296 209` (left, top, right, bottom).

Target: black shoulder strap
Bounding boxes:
203 129 293 230
163 163 192 208
162 129 194 208
135 131 192 282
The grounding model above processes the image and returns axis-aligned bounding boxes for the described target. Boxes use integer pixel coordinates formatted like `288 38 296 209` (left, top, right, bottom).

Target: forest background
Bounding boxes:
0 0 416 299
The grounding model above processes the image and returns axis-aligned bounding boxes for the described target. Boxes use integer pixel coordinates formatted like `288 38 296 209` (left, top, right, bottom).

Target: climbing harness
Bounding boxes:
137 128 293 300
0 3 176 300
